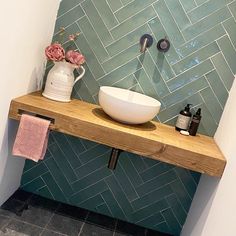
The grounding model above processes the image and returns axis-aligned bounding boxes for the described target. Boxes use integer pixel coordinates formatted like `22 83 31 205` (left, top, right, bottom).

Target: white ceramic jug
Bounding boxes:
42 61 85 102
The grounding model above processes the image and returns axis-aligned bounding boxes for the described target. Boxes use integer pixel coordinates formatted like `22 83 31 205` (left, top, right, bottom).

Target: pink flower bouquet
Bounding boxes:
45 29 85 67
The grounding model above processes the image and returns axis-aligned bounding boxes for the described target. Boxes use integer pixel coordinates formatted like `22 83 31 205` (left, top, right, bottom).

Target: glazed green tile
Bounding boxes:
172 42 220 74
200 87 223 124
164 77 208 107
188 0 233 23
205 70 229 107
113 74 137 89
132 190 170 213
121 0 133 5
77 17 109 63
102 43 140 73
58 0 84 17
21 163 48 185
229 1 236 20
195 0 208 5
79 144 110 164
80 195 104 211
21 177 45 192
98 58 142 86
158 93 203 122
75 152 109 179
179 0 196 12
36 186 54 200
106 24 151 57
217 35 236 74
82 0 113 46
119 153 143 187
115 162 139 201
165 0 191 30
92 0 118 29
211 53 234 91
69 180 107 204
52 132 82 168
111 6 156 40
106 0 122 12
45 158 74 197
105 175 133 218
148 17 180 65
153 1 185 46
167 60 213 92
74 33 105 79
154 222 172 235
137 212 164 228
101 190 127 220
161 208 181 234
166 194 187 226
183 7 231 40
177 24 225 58
115 0 157 22
55 5 84 33
48 143 77 183
96 203 112 217
223 18 236 50
72 167 112 192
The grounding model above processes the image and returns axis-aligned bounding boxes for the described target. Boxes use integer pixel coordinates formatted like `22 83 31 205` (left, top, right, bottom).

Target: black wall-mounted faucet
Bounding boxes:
140 34 153 53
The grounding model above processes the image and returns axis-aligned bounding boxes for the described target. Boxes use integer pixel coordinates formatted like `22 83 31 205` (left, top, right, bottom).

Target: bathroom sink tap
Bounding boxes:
140 34 153 53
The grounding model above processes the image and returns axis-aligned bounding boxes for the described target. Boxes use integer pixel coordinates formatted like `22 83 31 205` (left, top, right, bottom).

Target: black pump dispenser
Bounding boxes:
189 108 202 136
175 104 192 131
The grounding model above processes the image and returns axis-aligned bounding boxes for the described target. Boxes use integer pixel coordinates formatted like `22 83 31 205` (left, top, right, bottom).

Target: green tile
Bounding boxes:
77 17 109 63
106 24 151 57
92 0 118 29
21 177 45 192
183 7 231 40
148 17 180 65
36 186 54 200
55 5 84 33
177 24 225 58
165 0 191 30
106 0 122 12
217 35 236 74
223 18 236 50
211 53 234 91
229 1 236 20
195 0 208 5
113 74 137 89
121 0 133 5
167 60 213 92
179 0 196 12
172 42 220 74
98 58 142 86
58 0 84 17
115 0 157 22
75 33 105 79
111 6 156 40
188 0 234 23
205 70 229 107
164 77 208 106
96 203 112 217
200 87 223 124
80 194 104 210
102 43 140 73
137 212 164 228
153 1 185 47
81 0 113 46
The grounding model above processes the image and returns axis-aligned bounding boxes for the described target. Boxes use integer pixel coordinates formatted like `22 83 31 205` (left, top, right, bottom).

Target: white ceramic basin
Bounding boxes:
98 86 161 124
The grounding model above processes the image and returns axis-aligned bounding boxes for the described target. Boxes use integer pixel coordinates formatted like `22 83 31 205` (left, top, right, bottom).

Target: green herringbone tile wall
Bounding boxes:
21 0 236 235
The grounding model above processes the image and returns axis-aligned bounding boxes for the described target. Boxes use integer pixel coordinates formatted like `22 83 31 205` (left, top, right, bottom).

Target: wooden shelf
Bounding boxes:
8 92 226 177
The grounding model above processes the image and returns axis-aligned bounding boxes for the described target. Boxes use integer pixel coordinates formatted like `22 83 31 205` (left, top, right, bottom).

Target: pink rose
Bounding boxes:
45 43 65 61
66 50 85 66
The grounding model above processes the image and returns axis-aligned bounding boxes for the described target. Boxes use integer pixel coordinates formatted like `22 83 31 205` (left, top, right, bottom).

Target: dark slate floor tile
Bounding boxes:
41 229 67 236
116 220 146 236
86 211 116 230
0 215 11 230
80 223 114 236
11 189 32 202
0 198 25 217
29 194 59 211
46 213 84 236
2 219 43 236
56 203 88 221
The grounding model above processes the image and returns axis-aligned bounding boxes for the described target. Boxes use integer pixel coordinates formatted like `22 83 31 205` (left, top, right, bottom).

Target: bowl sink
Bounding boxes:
98 86 161 124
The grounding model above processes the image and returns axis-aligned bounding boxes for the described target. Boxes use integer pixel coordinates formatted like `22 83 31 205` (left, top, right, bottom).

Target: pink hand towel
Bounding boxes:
12 114 50 162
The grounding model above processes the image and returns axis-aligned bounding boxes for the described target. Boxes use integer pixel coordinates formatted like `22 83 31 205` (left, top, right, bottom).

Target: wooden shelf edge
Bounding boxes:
8 92 226 177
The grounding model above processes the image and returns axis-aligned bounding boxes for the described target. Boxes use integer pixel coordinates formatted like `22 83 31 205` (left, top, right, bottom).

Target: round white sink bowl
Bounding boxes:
98 86 161 124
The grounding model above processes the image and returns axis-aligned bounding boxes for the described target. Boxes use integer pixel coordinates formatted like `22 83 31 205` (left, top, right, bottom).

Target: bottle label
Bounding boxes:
176 114 191 129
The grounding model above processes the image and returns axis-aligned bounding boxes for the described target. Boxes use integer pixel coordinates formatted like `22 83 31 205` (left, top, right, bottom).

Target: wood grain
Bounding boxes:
8 91 226 177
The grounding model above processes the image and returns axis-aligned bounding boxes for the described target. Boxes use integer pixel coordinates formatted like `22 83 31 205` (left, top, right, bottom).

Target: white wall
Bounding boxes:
0 0 60 205
181 76 236 236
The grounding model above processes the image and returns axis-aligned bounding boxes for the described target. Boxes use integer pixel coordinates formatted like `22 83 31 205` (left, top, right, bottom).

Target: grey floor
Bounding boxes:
0 190 171 236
